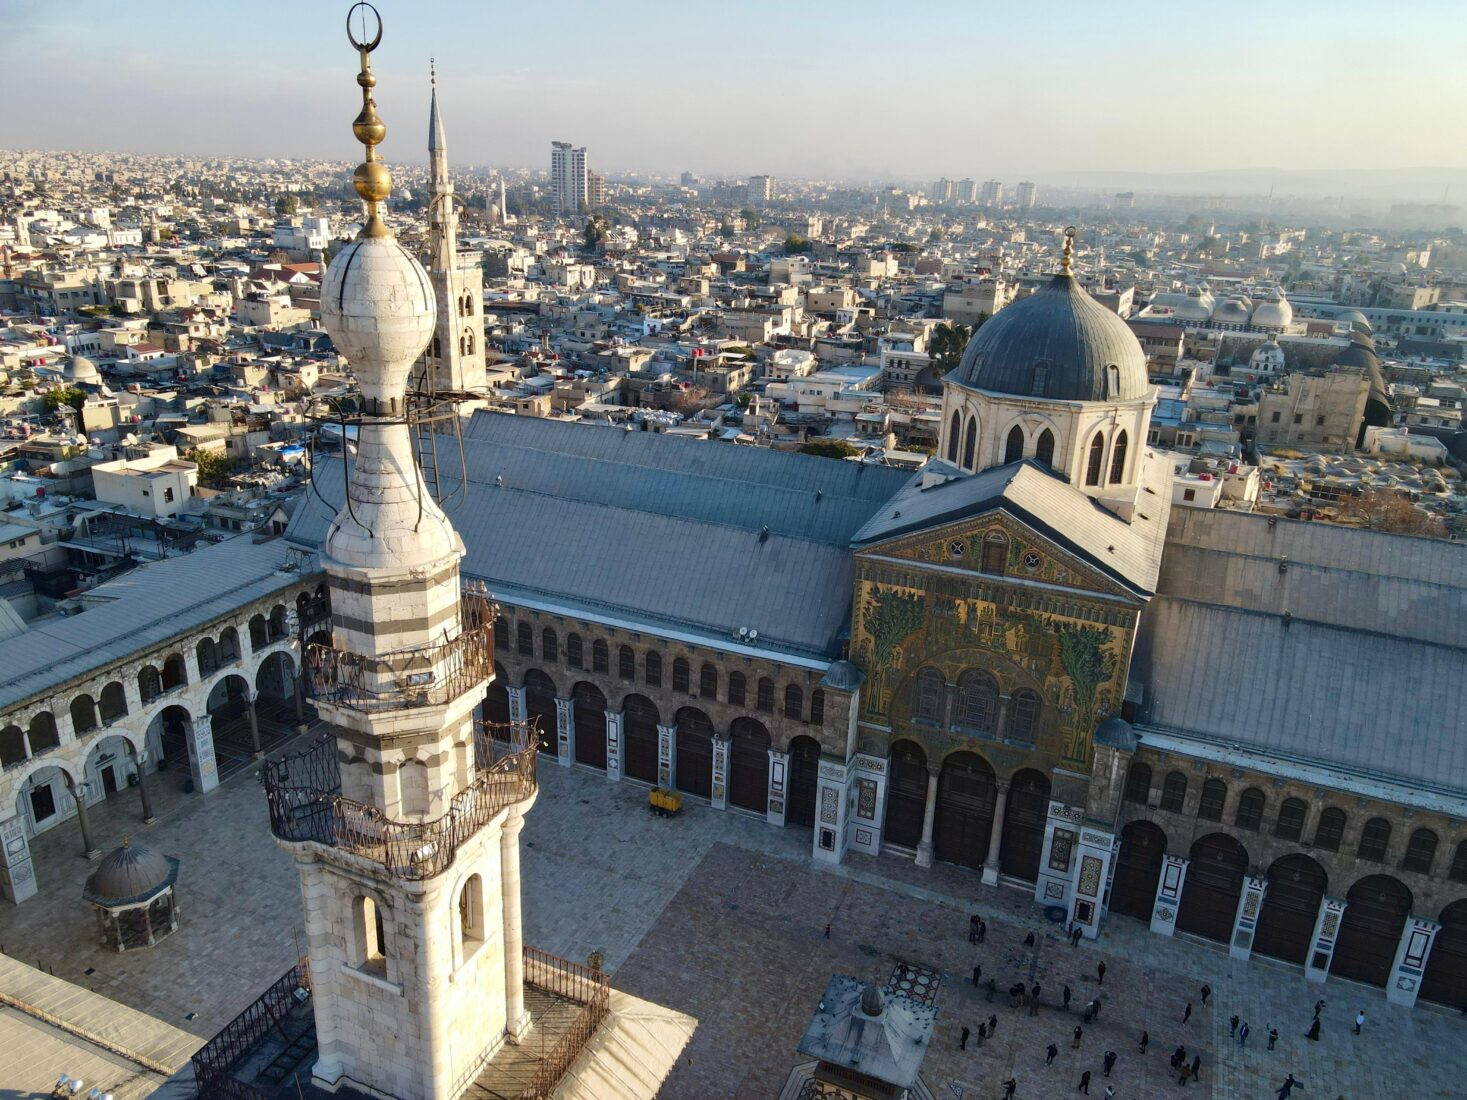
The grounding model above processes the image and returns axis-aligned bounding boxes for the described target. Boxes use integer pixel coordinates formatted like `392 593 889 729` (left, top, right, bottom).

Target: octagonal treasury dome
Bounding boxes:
949 272 1150 402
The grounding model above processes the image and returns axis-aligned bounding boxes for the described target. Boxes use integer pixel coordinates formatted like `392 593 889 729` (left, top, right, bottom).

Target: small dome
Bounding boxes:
64 355 101 384
319 235 436 404
84 840 177 906
1212 297 1252 325
950 271 1149 402
1094 716 1136 751
1150 290 1213 322
821 660 865 692
1250 295 1293 331
1336 309 1372 335
1249 335 1286 372
860 985 885 1017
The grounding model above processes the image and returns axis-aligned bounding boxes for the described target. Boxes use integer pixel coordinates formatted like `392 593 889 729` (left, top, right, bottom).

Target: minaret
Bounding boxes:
278 15 534 1098
417 61 486 395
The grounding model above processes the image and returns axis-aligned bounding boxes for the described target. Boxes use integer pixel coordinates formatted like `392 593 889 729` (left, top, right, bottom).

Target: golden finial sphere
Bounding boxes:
357 69 377 89
354 160 391 203
353 112 386 147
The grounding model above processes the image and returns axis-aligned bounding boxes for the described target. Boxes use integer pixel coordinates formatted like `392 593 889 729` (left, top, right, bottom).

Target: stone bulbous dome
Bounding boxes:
1250 295 1293 330
1212 296 1253 325
949 272 1149 402
1151 290 1214 323
320 235 436 405
64 355 101 384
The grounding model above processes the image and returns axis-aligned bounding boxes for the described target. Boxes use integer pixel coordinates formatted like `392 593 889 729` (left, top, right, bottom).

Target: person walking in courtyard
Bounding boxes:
1078 1069 1092 1094
1170 1045 1186 1070
1238 1021 1251 1047
1305 1017 1321 1042
1200 983 1211 1005
1229 1014 1239 1037
1031 983 1042 1016
1003 1078 1017 1099
1083 1000 1096 1024
1190 1053 1201 1082
1047 1042 1059 1065
1276 1073 1298 1099
1139 1029 1149 1054
974 964 982 986
986 977 997 1003
1354 1009 1365 1034
1268 1026 1278 1050
970 914 981 944
988 1013 998 1036
1024 930 1036 947
960 1025 970 1050
1063 985 1073 1012
1182 1001 1192 1025
1071 924 1084 947
1104 1087 1115 1100
1103 1049 1117 1077
1097 960 1107 985
1313 998 1325 1019
978 918 987 944
1073 1024 1084 1049
978 1023 987 1047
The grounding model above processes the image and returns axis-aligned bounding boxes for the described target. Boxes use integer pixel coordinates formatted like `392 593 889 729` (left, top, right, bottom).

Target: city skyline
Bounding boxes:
6 0 1467 187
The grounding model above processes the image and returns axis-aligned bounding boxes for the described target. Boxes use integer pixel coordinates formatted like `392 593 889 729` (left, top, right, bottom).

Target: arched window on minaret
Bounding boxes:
355 896 388 975
1003 425 1024 465
1085 433 1105 486
1035 429 1055 467
430 335 441 360
946 411 960 462
463 328 475 356
459 334 467 357
962 417 978 469
458 874 484 949
1109 429 1129 484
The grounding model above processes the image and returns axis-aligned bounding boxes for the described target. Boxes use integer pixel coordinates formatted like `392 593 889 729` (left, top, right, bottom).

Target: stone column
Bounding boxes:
554 696 573 768
981 779 1011 886
1149 855 1189 936
1386 916 1441 1007
604 710 622 782
914 765 940 869
69 779 100 860
1067 826 1116 939
293 662 308 732
812 757 849 866
1034 802 1082 908
186 714 219 794
656 723 676 789
501 809 531 1041
244 689 263 757
710 735 729 811
132 747 156 824
1229 874 1268 960
0 815 37 904
1304 895 1347 983
995 693 1012 740
506 685 527 723
765 749 788 827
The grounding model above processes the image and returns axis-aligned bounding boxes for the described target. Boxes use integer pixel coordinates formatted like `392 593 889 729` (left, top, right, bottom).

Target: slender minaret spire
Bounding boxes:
418 60 486 394
267 9 534 1097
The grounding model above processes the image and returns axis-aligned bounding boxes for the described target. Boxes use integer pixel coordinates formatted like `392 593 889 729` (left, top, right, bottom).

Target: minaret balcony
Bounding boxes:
305 622 492 715
259 720 538 881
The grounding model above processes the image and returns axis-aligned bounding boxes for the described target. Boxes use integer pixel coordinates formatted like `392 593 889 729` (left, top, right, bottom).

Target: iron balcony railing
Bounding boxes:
304 591 496 714
518 947 612 1100
192 962 312 1100
259 721 539 881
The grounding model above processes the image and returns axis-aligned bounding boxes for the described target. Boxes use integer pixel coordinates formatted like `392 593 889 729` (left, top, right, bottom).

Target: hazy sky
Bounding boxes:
6 0 1466 181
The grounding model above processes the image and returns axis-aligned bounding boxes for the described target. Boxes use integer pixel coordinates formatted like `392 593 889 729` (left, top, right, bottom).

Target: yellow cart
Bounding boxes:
649 788 682 817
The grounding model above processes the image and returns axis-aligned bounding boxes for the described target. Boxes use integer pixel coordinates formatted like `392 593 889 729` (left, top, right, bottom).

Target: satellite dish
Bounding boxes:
747 630 758 643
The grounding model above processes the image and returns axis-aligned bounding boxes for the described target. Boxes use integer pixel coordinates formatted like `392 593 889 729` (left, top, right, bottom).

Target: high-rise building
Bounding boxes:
980 179 1004 206
929 178 955 203
956 178 978 204
417 66 485 394
1016 180 1037 209
587 170 606 210
550 140 587 216
747 174 774 203
1115 191 1135 209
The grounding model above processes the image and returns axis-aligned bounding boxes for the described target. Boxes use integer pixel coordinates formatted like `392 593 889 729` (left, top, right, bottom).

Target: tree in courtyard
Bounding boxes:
783 233 812 254
929 321 972 374
275 194 299 216
1335 489 1447 538
190 448 236 486
798 439 859 460
43 386 86 414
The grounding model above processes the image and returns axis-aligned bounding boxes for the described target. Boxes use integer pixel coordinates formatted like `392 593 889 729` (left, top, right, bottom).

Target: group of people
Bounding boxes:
961 915 1330 1100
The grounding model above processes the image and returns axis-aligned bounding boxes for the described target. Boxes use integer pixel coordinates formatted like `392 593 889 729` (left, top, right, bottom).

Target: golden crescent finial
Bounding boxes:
431 57 436 86
1061 225 1076 275
346 3 390 239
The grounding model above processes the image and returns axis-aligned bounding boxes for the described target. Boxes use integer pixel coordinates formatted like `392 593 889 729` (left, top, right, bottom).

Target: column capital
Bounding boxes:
994 777 1012 794
926 763 942 779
